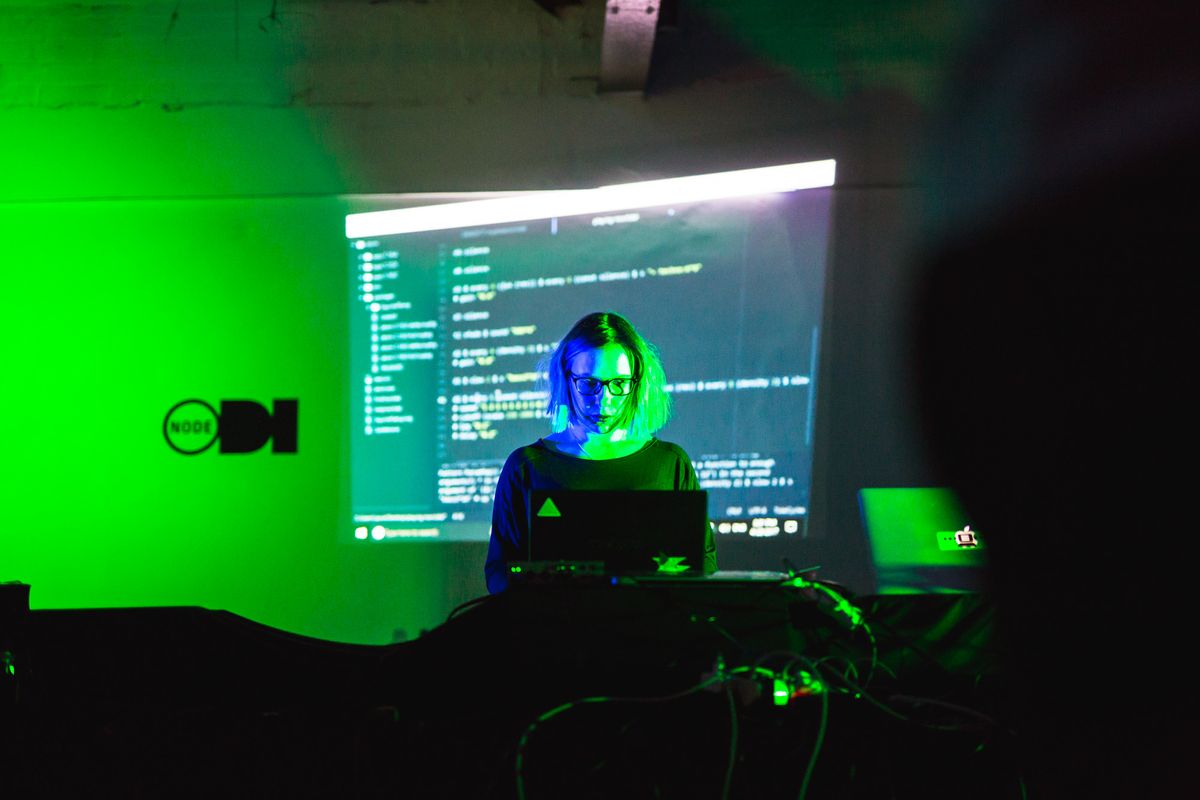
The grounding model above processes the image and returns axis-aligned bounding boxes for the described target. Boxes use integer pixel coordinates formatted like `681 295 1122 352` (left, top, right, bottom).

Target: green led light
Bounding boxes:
773 678 790 706
795 670 825 695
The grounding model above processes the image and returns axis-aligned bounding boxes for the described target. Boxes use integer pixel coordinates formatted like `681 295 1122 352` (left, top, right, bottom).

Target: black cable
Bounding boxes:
822 665 1005 734
798 671 830 800
855 598 993 691
722 685 738 800
444 593 497 622
886 694 1005 731
514 673 727 800
785 574 880 686
751 650 832 800
798 652 1025 799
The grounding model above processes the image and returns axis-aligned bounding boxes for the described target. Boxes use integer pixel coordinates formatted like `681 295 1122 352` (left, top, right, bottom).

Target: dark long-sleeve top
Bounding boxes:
485 438 718 593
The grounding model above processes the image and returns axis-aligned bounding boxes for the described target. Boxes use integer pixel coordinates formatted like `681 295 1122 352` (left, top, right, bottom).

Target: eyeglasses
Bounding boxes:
568 372 636 396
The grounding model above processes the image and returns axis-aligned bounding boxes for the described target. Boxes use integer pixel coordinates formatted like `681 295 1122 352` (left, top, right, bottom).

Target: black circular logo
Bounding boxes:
163 399 220 455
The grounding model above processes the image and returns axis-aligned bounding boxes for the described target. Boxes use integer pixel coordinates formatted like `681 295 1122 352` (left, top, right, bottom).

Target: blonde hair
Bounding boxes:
540 311 672 439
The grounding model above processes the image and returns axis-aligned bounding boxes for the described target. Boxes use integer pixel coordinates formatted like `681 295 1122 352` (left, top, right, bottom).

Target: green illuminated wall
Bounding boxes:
0 197 487 643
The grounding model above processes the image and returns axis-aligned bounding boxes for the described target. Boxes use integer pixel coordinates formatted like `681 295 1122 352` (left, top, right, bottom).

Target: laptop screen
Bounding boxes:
528 490 708 576
858 488 988 594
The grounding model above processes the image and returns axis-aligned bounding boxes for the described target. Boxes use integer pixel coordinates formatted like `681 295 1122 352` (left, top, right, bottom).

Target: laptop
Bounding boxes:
527 490 708 577
858 488 988 594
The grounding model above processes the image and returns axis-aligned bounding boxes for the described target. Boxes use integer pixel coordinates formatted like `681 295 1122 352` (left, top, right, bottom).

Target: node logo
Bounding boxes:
164 399 298 455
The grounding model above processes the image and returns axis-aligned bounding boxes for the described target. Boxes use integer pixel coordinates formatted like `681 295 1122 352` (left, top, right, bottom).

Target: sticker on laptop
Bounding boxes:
936 526 984 550
652 554 692 574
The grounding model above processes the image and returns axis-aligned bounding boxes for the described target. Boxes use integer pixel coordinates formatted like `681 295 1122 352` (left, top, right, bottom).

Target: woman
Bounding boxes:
485 311 717 592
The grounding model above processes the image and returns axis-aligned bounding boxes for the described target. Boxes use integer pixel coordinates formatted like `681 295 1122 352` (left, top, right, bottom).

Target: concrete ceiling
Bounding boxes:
0 0 973 111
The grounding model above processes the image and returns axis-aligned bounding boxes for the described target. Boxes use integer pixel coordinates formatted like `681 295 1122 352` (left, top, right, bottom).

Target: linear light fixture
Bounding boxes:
345 159 836 239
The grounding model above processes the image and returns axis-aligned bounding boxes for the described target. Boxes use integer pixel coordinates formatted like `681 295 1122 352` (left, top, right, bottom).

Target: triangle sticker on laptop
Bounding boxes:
536 497 562 518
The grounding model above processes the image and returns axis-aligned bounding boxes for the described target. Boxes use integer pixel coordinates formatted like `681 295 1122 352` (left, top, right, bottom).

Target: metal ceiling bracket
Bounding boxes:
598 0 661 93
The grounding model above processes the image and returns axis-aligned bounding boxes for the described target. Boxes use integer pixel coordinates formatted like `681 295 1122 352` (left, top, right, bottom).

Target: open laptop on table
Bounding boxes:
858 487 989 594
524 489 708 579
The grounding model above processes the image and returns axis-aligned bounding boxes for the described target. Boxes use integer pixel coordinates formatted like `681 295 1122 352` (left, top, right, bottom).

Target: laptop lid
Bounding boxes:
857 487 988 594
528 490 708 576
